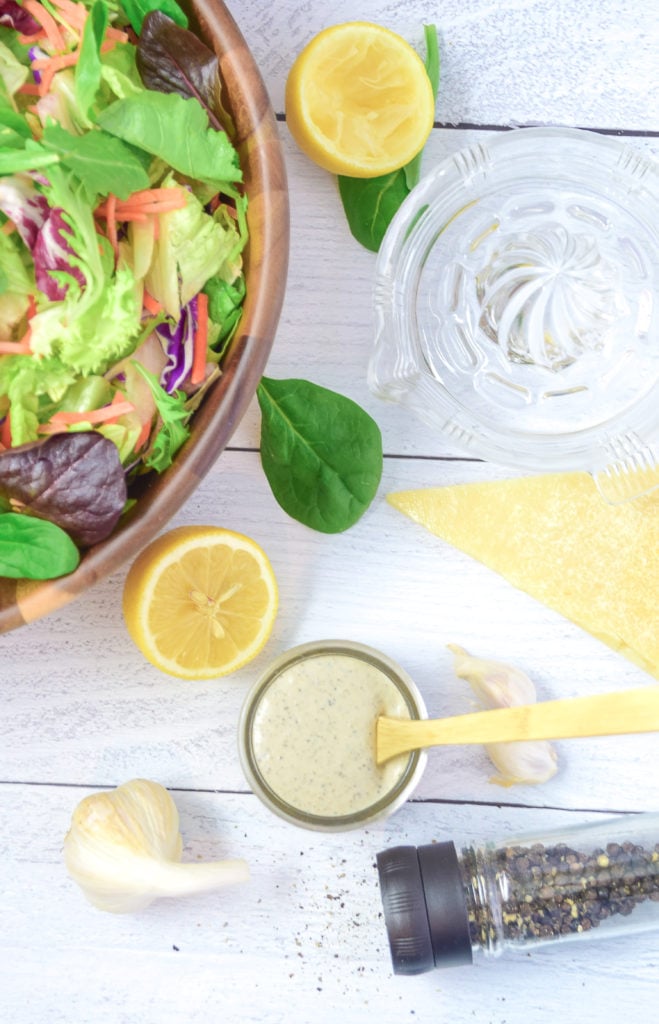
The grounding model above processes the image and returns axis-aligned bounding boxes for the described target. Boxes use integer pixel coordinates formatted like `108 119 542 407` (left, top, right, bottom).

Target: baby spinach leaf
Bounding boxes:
337 25 440 253
75 0 108 120
120 0 188 35
337 171 410 253
0 432 127 547
136 11 228 133
0 512 80 579
257 377 383 534
97 90 241 186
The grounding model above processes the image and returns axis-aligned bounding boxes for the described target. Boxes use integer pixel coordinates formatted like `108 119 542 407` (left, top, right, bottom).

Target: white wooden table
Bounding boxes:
2 2 659 1021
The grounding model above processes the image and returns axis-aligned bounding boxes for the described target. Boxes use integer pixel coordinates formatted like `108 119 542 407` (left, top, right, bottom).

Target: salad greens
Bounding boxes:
0 0 387 586
0 431 126 546
0 0 247 577
338 25 440 253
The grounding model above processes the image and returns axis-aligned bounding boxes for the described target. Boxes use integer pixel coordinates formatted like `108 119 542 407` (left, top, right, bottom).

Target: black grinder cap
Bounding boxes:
376 842 473 974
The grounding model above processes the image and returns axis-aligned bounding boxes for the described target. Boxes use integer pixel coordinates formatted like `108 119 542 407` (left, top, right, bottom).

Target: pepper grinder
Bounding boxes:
376 812 659 973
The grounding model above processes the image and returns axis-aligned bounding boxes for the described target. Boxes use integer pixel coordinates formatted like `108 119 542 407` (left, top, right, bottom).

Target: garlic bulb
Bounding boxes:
448 644 559 787
64 779 249 914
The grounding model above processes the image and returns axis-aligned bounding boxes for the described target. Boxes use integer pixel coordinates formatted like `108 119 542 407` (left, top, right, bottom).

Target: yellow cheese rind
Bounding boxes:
387 472 659 679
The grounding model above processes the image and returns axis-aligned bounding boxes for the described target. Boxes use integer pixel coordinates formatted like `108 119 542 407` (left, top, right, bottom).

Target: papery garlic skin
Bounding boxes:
448 644 559 787
447 644 537 709
64 779 249 914
485 740 559 787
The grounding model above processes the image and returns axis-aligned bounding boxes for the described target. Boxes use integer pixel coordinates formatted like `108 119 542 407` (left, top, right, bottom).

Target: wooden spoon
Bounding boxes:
375 686 659 765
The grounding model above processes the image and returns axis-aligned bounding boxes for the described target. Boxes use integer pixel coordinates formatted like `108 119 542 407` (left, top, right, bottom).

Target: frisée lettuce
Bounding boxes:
0 0 247 576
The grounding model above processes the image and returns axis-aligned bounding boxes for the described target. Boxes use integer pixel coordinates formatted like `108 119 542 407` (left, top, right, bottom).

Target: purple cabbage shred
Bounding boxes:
156 296 198 393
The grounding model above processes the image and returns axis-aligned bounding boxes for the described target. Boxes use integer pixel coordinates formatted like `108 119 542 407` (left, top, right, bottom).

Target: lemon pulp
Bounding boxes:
285 22 435 178
122 526 278 679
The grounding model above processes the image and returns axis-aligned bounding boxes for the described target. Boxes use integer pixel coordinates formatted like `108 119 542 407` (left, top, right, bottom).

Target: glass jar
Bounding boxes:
238 640 428 831
369 127 659 503
376 812 659 973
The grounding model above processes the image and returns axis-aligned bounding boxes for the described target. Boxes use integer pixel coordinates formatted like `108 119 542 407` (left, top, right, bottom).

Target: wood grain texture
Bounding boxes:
1 786 657 1024
2 2 658 1021
0 0 289 633
233 0 659 129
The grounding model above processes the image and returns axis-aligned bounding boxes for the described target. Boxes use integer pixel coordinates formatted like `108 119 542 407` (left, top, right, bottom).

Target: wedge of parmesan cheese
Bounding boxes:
387 472 659 679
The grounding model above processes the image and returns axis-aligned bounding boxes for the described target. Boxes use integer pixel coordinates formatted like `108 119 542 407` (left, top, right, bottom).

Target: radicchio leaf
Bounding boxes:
0 433 127 547
136 11 227 133
33 206 86 300
0 174 48 250
0 0 41 35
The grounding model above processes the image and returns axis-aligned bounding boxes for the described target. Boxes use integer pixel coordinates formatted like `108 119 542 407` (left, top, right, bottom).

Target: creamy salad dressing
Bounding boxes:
250 652 413 817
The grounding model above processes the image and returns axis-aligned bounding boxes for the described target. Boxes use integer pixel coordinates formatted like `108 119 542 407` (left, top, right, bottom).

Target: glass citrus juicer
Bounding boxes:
369 127 659 502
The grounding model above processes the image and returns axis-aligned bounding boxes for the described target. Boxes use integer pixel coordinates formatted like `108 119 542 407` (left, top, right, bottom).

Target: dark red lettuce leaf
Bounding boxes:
136 11 226 132
0 433 127 548
0 0 41 35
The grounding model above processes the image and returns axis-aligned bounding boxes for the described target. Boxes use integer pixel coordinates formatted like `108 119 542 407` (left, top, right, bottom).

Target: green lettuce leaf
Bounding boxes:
40 123 150 202
97 91 241 186
145 175 244 318
132 362 190 472
0 230 32 333
75 0 109 119
0 39 27 100
28 165 142 375
0 354 78 446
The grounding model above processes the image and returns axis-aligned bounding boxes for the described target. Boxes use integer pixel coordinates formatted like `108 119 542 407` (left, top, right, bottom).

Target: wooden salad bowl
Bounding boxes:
0 0 289 632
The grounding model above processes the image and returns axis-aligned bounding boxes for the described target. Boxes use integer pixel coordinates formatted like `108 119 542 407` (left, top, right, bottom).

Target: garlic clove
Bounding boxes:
64 779 249 914
448 644 560 788
484 740 559 788
448 644 538 709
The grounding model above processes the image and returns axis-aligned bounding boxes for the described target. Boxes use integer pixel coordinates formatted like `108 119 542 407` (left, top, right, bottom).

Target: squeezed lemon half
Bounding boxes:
285 21 435 178
122 526 278 679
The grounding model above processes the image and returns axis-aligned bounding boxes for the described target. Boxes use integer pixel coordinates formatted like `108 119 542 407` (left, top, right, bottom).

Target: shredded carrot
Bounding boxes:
1 220 16 235
22 0 67 52
16 82 41 96
191 292 209 386
134 416 153 453
34 39 116 95
95 187 188 221
0 329 32 355
50 399 136 425
142 291 163 316
0 412 11 449
53 0 130 42
36 422 70 435
18 30 46 43
105 193 119 261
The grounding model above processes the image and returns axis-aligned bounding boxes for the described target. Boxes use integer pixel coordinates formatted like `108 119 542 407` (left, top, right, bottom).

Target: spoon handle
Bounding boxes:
376 686 659 764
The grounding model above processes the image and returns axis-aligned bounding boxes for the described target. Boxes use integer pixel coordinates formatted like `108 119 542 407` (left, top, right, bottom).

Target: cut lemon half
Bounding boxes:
122 526 278 680
285 21 435 178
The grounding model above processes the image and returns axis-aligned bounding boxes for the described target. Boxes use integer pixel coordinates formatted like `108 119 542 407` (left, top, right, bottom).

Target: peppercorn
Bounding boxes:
461 838 659 946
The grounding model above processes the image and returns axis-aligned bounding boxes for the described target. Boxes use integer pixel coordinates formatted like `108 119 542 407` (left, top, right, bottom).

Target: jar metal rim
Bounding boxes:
237 639 428 832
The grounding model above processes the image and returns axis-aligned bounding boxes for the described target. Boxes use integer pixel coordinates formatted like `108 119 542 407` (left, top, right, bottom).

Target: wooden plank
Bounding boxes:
1 785 657 1024
1 452 655 812
234 0 659 129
